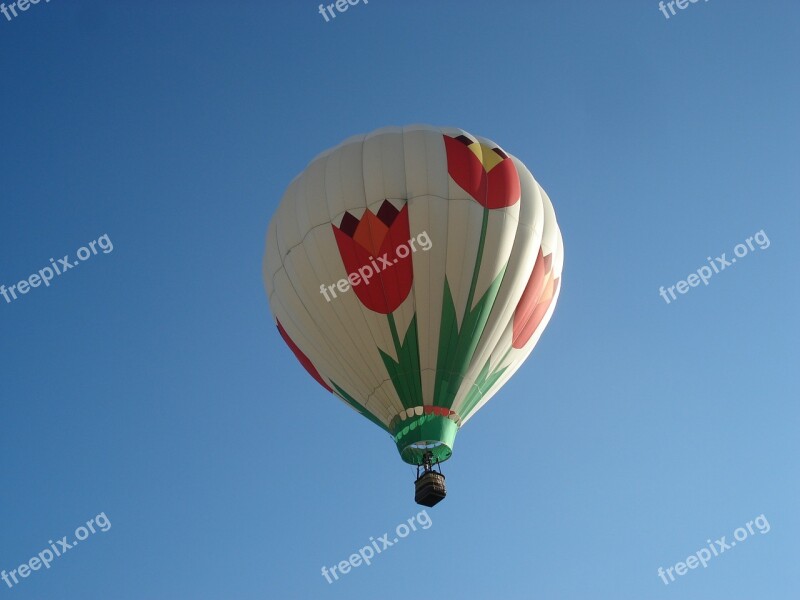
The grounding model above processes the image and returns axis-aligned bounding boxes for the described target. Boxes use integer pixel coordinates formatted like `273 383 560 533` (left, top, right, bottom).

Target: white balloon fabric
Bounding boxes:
264 125 563 465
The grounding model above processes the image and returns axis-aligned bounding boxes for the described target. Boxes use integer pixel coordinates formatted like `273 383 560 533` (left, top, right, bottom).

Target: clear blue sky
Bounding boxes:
1 1 798 599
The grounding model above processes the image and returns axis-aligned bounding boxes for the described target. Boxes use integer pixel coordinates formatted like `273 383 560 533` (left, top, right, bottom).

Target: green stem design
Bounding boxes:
464 207 490 321
496 346 512 368
387 312 402 358
433 216 508 409
380 313 423 410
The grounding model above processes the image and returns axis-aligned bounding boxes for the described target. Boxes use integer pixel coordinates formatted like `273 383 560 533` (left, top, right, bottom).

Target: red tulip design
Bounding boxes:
512 250 560 349
332 200 414 314
277 320 332 392
444 134 521 209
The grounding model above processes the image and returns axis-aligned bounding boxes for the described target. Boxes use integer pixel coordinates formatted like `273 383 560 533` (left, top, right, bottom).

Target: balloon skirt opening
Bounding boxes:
393 414 458 465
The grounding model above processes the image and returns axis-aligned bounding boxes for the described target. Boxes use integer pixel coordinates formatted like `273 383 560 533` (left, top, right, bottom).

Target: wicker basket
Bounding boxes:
414 471 447 507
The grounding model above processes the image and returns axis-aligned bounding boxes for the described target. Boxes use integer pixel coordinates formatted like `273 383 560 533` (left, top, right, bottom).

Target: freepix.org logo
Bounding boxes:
1 234 114 306
658 230 769 304
1 513 111 590
657 0 710 20
656 514 770 586
321 510 432 584
320 230 432 303
317 0 368 23
1 0 54 24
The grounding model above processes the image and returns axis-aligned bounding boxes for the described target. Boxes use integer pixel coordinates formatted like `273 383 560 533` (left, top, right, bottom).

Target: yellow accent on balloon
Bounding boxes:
468 142 504 172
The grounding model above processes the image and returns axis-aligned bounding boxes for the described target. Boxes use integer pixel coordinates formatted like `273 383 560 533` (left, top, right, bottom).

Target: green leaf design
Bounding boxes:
379 313 423 410
331 381 390 433
458 356 509 421
433 265 507 408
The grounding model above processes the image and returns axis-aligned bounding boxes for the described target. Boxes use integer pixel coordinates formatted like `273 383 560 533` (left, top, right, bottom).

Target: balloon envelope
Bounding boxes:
264 125 563 465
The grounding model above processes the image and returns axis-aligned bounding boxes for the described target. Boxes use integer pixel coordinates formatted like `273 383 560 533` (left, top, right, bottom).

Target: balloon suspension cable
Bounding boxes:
416 450 435 478
414 450 447 507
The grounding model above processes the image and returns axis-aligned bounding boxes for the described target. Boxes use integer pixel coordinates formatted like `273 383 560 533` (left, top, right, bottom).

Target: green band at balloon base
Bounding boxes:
392 414 459 465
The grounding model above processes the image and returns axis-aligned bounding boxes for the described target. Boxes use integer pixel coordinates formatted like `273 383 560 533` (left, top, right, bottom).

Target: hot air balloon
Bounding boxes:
263 125 563 506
